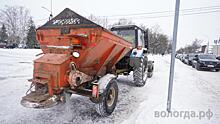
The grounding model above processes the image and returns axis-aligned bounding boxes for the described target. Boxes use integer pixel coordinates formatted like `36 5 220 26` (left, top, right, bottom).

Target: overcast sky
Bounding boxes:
1 0 220 49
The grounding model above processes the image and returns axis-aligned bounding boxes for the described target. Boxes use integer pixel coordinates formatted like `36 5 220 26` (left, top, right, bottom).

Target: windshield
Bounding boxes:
113 30 135 44
138 29 144 47
198 54 216 59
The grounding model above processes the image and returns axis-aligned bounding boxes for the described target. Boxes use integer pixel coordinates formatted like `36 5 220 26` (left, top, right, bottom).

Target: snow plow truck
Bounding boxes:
21 8 154 116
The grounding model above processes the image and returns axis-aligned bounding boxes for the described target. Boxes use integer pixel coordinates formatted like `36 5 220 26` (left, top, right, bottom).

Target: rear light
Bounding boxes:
92 85 99 98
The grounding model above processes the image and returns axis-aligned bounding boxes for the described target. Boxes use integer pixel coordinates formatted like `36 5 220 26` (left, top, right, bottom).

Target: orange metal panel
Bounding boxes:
34 26 132 95
35 54 70 64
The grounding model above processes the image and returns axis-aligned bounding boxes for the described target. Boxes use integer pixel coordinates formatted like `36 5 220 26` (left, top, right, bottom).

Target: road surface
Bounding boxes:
0 49 219 124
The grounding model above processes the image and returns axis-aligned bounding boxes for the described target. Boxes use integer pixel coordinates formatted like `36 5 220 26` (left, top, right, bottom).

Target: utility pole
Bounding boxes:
167 0 180 112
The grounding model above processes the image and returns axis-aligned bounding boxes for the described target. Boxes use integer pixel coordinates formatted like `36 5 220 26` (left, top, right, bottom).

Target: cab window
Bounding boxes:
138 29 145 47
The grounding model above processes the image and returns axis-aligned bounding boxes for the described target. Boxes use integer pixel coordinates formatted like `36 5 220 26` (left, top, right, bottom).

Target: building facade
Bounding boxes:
212 45 220 56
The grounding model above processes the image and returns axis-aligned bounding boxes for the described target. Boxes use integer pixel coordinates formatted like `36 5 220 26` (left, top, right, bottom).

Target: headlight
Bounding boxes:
72 51 80 58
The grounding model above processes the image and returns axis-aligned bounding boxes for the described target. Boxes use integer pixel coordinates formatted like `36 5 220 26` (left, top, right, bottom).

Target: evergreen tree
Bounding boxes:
26 18 38 48
0 24 8 43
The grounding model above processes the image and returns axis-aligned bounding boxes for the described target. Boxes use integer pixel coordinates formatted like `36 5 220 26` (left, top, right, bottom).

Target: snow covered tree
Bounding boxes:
176 39 202 54
0 6 30 45
148 25 169 54
26 18 38 48
0 24 8 43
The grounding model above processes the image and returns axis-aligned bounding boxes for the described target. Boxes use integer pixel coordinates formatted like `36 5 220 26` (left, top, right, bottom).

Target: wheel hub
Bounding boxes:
107 87 116 107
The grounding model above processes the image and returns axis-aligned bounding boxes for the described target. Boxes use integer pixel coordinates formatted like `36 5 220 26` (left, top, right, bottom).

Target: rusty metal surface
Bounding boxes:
32 78 48 84
36 27 132 77
22 92 50 103
33 54 71 95
28 8 132 98
21 92 58 108
68 70 92 88
34 54 70 65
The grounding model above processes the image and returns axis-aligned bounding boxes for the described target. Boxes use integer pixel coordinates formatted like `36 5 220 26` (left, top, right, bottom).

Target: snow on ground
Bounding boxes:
0 49 219 124
123 55 220 124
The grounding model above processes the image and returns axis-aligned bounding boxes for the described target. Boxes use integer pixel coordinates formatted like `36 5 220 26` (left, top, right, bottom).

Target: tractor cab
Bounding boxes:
111 25 148 50
111 25 154 87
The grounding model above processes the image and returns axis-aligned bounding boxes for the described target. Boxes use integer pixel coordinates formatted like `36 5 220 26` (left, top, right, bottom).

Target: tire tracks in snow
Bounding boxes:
6 75 139 124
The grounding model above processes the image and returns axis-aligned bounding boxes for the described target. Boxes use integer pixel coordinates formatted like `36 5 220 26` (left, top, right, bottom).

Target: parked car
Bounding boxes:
181 54 187 63
176 54 181 59
192 54 198 68
180 54 183 61
0 42 7 48
185 53 195 65
6 43 17 49
192 54 220 71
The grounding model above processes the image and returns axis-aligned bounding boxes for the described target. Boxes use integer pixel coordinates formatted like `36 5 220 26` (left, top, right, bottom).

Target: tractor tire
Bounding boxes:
147 72 153 78
95 79 118 116
147 65 154 78
133 59 147 87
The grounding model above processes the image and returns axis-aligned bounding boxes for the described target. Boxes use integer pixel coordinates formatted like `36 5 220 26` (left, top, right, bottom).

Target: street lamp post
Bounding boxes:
42 0 53 20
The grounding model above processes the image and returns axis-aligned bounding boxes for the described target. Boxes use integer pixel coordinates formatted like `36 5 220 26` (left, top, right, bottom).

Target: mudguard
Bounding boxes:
98 74 117 94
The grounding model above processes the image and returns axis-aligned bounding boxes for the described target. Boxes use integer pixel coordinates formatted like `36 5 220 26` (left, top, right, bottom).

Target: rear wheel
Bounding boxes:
133 59 147 87
147 72 153 78
216 69 220 72
147 63 154 78
95 79 118 116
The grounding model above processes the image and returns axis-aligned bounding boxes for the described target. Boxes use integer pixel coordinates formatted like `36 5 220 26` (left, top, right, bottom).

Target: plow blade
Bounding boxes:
21 92 58 108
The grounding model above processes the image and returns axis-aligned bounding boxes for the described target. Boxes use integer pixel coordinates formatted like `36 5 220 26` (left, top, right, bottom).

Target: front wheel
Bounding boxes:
133 59 147 87
95 79 118 116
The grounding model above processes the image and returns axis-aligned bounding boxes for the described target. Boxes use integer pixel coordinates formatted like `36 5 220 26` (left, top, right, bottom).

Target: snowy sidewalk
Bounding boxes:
122 55 220 124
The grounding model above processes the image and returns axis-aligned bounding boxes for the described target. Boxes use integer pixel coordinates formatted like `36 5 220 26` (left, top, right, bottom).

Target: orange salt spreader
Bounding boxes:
21 8 154 116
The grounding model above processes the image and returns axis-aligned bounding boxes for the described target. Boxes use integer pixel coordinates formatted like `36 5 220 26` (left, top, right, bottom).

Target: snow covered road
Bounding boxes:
0 49 219 124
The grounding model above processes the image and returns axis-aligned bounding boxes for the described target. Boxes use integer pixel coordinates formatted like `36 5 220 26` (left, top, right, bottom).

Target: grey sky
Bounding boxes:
0 0 220 49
